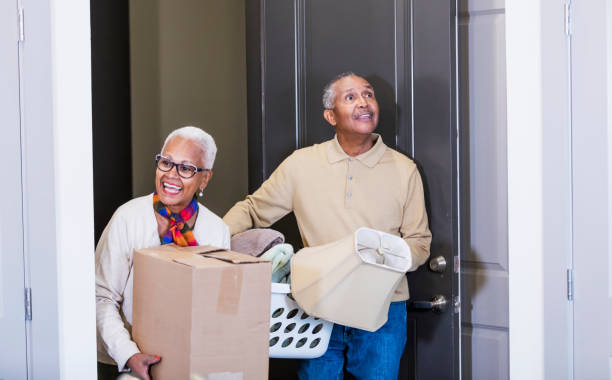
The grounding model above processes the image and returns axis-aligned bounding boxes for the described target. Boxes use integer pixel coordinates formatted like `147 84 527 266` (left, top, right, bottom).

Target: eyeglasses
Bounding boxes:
155 154 208 179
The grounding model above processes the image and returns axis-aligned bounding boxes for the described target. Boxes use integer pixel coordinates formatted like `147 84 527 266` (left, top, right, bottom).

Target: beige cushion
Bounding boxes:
290 227 412 332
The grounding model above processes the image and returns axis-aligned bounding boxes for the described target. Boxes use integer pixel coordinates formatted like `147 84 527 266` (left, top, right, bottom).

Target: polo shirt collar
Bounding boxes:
327 133 387 168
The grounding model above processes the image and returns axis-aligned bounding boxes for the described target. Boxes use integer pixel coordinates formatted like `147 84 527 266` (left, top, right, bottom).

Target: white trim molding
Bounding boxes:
50 0 96 378
506 1 573 379
506 0 545 376
20 0 96 378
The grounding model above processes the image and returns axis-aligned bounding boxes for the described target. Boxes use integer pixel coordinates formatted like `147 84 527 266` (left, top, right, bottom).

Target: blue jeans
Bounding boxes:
297 301 407 380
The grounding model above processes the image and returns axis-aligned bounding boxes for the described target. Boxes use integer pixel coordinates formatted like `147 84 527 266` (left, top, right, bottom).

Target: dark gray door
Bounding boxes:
245 1 461 379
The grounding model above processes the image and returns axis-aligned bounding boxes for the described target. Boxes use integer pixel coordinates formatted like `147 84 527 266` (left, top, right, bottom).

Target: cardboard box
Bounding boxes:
132 245 272 380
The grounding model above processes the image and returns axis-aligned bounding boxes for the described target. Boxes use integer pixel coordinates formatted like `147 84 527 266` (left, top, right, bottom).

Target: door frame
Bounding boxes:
0 0 28 376
568 0 612 377
506 1 573 379
12 0 97 378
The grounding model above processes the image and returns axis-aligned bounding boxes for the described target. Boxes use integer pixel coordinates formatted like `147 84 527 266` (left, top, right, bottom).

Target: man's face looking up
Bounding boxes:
324 75 380 137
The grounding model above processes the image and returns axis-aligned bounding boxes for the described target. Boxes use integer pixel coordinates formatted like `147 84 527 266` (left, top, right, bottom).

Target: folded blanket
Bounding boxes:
260 243 294 283
230 228 285 257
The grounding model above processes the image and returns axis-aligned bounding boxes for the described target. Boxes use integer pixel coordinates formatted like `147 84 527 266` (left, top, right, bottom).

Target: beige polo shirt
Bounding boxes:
223 134 431 301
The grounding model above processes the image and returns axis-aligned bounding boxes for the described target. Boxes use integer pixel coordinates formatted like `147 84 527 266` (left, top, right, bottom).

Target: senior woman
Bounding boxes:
96 126 229 380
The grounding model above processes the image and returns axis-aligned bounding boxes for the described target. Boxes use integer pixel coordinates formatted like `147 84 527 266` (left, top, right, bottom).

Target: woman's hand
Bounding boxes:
126 353 161 380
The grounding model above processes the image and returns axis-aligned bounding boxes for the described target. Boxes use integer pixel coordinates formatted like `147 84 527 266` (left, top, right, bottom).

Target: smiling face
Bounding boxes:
155 136 212 212
323 75 379 137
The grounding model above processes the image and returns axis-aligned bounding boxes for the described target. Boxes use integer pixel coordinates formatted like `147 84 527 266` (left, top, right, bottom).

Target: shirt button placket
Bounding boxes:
346 158 353 208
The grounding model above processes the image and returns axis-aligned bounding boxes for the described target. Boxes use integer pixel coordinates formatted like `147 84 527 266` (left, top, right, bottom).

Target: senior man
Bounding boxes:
223 72 431 379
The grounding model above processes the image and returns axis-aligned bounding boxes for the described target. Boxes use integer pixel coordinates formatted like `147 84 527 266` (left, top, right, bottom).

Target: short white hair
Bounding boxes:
161 126 217 169
322 71 356 110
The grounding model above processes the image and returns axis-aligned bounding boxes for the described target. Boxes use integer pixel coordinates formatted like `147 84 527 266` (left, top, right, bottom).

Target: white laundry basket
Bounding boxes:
269 283 334 359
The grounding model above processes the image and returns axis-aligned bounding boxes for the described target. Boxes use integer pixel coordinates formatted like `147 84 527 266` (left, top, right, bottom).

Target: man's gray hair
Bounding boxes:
162 126 218 170
322 71 356 110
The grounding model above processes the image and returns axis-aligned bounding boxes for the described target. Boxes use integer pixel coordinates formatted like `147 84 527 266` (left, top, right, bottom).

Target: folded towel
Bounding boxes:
260 243 294 283
230 228 285 257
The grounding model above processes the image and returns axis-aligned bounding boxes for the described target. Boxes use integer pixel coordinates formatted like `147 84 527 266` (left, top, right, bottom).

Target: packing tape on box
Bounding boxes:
216 267 243 314
191 372 244 380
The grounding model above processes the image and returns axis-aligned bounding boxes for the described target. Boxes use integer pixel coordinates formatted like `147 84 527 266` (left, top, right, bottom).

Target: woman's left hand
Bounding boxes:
126 352 161 380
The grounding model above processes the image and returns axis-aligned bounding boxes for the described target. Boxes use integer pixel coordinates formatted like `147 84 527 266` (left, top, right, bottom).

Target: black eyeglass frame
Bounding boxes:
155 154 209 179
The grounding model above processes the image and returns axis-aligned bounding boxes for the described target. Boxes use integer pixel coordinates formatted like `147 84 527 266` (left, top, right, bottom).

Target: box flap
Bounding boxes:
200 249 263 264
170 255 223 268
136 245 266 268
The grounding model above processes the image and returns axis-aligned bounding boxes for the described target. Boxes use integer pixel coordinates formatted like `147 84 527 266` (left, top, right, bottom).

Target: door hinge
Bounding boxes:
18 7 25 42
564 3 572 36
24 288 32 320
453 255 460 273
567 269 574 301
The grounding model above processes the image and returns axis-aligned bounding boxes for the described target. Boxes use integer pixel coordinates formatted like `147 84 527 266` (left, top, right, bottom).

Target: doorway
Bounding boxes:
90 1 515 379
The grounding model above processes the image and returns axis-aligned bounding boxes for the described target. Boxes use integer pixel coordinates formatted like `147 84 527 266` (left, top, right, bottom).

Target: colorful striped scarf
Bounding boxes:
153 192 199 246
